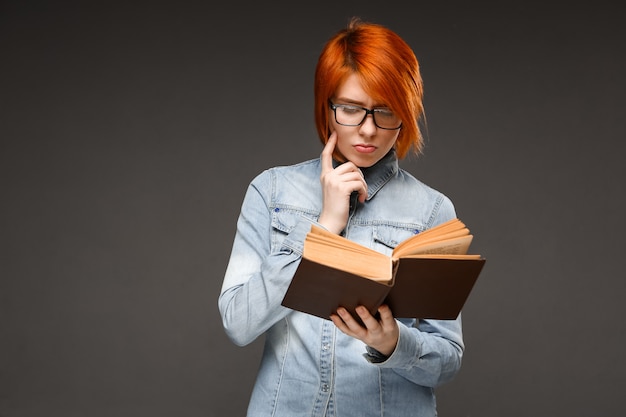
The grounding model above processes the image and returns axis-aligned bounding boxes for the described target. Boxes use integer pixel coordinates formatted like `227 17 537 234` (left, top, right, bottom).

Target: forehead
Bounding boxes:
334 74 369 102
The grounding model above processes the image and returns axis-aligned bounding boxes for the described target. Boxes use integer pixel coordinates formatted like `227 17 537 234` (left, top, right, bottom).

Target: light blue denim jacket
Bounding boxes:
219 149 464 417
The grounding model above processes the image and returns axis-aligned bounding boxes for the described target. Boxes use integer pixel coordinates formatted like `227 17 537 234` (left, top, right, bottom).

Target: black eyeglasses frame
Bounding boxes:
328 101 402 130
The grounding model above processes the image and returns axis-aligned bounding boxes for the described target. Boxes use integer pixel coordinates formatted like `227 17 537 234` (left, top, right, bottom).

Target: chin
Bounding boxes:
336 149 381 168
349 155 379 168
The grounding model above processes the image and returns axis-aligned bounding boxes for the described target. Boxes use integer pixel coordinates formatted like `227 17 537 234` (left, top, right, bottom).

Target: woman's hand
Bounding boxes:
318 132 368 235
330 304 399 357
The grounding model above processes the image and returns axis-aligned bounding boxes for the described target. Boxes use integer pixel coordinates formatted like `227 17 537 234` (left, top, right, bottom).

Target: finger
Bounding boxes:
330 313 353 336
377 305 395 326
334 164 366 203
321 131 337 174
336 167 367 203
357 177 368 203
336 307 367 333
331 162 361 178
355 306 380 331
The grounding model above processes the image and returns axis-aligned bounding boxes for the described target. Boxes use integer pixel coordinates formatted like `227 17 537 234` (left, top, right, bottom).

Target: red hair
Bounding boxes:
314 17 425 159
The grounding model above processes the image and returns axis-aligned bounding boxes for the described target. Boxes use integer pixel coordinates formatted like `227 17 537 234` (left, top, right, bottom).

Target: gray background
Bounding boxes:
1 1 625 416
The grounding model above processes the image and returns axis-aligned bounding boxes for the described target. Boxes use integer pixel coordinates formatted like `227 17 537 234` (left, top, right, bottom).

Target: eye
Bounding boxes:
339 105 362 115
374 108 395 119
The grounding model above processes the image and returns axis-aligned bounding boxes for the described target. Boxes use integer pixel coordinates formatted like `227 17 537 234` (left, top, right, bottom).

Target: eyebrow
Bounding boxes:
333 98 389 108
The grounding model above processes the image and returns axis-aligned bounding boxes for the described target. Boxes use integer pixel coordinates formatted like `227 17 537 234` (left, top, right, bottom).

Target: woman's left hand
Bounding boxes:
330 304 399 357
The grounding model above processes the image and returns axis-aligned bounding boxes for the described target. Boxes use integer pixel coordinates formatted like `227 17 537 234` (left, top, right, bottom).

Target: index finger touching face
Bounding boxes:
321 131 337 174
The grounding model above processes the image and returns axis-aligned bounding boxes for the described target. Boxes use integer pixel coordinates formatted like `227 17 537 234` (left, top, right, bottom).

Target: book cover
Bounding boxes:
282 256 485 320
281 219 486 320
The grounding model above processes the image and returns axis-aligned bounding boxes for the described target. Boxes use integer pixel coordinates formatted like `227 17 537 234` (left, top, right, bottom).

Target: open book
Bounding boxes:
281 218 486 320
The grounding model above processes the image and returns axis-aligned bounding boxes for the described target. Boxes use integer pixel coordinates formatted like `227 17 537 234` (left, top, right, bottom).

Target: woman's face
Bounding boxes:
330 73 401 168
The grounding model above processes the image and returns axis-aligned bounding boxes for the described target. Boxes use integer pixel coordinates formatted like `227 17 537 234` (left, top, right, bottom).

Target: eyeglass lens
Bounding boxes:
333 104 400 129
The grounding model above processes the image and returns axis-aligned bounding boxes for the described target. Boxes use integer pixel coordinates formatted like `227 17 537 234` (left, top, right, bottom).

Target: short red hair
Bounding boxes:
314 18 425 159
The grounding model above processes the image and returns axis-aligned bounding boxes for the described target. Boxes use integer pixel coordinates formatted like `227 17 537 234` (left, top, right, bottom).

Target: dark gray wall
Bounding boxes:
2 2 624 416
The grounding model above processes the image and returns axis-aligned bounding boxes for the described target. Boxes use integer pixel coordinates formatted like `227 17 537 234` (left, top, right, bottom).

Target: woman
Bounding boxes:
219 17 464 417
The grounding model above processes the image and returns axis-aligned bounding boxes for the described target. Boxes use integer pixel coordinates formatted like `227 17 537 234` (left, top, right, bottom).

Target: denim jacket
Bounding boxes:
219 150 464 417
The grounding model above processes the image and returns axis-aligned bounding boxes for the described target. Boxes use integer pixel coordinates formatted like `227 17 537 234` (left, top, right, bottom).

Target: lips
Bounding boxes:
354 144 377 153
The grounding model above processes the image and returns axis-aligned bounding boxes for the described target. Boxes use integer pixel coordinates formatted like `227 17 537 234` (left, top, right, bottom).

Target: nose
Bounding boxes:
358 113 378 136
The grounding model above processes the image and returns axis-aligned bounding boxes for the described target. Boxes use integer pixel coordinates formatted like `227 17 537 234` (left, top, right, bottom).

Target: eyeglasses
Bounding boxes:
329 101 402 130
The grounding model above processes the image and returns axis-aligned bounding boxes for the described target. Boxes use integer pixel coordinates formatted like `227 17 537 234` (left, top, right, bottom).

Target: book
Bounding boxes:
281 218 486 320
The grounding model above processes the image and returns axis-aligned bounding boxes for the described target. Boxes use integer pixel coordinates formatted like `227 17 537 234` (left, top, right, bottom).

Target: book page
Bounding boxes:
392 218 472 258
408 218 465 240
306 231 372 255
394 229 471 256
395 234 474 258
402 253 483 260
304 225 393 281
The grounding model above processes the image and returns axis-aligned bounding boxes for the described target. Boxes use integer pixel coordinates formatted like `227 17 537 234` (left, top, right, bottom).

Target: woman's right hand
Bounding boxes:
317 132 368 235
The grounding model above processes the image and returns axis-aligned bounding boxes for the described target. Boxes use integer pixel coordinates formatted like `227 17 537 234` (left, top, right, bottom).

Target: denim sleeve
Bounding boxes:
218 170 313 346
364 194 465 387
367 318 465 388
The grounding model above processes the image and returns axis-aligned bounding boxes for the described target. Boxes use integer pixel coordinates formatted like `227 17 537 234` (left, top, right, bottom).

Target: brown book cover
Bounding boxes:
281 256 486 320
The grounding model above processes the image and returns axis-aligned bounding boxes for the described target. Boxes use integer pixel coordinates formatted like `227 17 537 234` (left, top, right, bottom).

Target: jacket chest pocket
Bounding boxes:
372 224 422 253
270 207 317 252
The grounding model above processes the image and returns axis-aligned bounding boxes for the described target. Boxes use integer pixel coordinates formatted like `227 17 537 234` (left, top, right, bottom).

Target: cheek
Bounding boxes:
378 133 399 152
334 128 353 151
333 135 351 162
335 133 349 150
388 131 401 147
